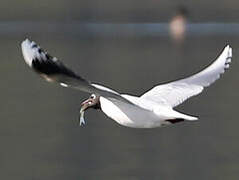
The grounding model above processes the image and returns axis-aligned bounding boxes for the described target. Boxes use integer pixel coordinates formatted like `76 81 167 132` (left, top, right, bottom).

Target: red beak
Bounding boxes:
81 99 91 106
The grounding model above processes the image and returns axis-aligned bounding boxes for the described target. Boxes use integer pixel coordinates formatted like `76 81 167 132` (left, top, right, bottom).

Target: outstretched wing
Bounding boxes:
21 39 132 104
141 45 232 107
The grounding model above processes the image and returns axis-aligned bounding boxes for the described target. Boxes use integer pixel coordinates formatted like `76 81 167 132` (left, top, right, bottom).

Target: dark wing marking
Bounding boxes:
22 39 87 81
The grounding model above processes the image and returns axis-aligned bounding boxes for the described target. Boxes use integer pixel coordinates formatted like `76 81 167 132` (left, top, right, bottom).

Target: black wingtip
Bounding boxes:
22 39 90 87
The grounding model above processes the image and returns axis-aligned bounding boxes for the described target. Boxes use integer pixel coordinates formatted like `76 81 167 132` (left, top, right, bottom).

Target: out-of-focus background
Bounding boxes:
1 0 239 180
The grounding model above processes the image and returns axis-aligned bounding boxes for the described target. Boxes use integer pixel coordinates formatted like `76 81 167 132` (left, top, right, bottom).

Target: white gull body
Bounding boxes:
21 39 232 128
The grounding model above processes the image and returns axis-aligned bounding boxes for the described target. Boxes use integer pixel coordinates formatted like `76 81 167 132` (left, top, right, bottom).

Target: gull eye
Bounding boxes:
91 94 96 99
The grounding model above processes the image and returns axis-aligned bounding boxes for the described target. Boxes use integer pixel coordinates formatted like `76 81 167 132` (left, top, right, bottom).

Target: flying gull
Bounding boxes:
21 39 232 128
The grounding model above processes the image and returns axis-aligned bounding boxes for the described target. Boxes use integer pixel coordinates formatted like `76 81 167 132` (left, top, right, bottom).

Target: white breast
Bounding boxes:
100 97 134 126
99 97 163 128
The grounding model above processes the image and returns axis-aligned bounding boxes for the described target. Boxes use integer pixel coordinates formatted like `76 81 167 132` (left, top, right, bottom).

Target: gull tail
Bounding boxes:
178 113 198 121
166 109 198 123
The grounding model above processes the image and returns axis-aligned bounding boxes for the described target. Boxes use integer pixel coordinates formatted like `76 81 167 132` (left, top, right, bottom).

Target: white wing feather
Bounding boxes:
141 45 232 107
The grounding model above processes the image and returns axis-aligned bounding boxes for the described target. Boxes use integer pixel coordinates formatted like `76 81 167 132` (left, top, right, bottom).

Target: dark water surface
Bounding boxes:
0 27 239 180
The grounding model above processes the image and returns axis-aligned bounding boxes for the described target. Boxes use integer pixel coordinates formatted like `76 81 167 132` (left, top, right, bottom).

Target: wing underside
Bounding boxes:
141 45 232 107
21 39 132 104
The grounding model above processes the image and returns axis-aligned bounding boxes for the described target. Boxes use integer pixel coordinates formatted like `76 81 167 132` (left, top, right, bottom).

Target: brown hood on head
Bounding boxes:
80 94 101 112
79 95 100 126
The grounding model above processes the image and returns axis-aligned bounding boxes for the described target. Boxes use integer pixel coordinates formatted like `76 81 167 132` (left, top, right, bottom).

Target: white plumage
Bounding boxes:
21 39 232 128
141 45 232 108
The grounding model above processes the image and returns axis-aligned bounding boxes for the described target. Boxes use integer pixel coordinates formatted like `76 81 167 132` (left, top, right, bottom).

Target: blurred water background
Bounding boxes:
1 0 239 180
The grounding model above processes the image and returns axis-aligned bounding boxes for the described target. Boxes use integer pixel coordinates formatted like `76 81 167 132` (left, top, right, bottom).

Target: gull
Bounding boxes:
21 39 232 128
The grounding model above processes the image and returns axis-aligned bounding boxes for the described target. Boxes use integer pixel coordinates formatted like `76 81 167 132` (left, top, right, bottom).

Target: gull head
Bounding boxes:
79 94 100 126
81 94 101 111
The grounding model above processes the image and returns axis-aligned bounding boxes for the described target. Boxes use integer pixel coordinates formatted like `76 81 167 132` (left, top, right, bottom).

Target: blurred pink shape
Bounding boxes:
169 7 188 43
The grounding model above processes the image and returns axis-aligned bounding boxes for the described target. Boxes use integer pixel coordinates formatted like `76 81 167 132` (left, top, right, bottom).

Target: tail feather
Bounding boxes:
169 109 198 121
